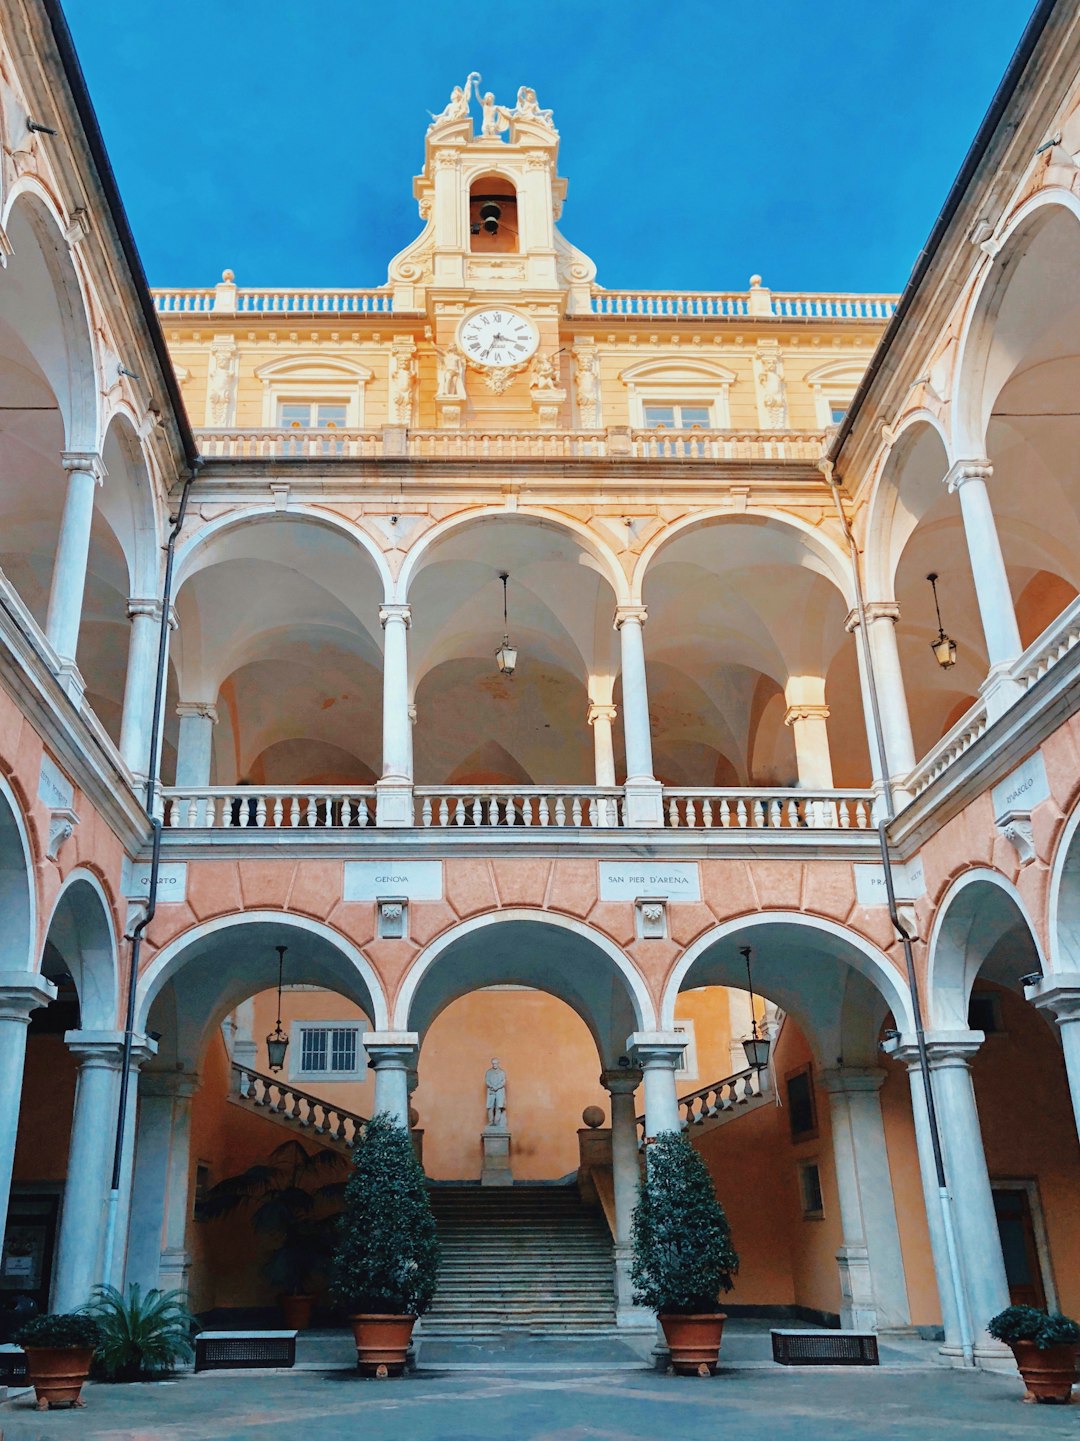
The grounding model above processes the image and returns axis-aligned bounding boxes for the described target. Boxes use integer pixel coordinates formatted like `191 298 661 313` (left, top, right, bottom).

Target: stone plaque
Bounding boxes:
992 751 1049 822
598 862 701 903
344 860 443 902
38 754 74 810
122 861 187 902
853 856 924 908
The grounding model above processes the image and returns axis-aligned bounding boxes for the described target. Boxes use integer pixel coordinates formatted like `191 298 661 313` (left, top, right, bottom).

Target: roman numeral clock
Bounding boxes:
457 308 540 394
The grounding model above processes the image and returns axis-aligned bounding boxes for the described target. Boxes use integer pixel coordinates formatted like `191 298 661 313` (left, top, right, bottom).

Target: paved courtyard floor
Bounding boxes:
1 1325 1074 1441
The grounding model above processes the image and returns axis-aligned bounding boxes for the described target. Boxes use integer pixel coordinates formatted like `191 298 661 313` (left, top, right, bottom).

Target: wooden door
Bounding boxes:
992 1186 1047 1310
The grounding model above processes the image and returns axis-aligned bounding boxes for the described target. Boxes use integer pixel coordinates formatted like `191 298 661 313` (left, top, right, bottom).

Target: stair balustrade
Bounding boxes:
636 1064 771 1147
231 1062 369 1154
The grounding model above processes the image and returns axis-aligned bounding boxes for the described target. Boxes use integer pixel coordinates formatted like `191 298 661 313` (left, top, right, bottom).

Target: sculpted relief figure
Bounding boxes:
436 343 466 400
573 349 600 427
755 350 788 429
530 351 559 392
485 1057 507 1127
207 348 237 427
390 351 417 423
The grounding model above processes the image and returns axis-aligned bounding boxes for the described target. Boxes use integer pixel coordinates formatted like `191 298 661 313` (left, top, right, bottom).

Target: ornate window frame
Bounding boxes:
804 360 867 429
254 355 373 428
619 357 736 429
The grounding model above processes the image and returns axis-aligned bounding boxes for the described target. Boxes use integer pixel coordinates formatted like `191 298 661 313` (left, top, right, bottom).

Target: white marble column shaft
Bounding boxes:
947 463 1022 672
119 600 163 775
364 1033 418 1127
602 1068 650 1326
127 1071 200 1295
615 607 662 827
45 454 105 666
376 605 413 826
846 603 916 803
627 1034 685 1140
1027 975 1080 1143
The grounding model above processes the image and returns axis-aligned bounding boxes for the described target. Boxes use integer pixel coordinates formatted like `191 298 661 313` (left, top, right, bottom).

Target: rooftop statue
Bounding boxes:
427 76 556 140
428 72 482 133
513 86 554 129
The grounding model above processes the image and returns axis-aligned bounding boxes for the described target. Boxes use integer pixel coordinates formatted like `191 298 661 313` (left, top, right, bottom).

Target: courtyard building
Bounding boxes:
1 0 1079 1380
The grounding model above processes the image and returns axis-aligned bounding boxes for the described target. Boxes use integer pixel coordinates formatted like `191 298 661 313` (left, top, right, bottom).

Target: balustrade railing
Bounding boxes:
162 787 376 829
232 1063 368 1151
906 702 990 799
416 786 623 829
1015 593 1080 691
406 429 606 459
196 428 383 459
635 1066 769 1146
154 287 391 314
662 789 872 830
588 288 897 320
630 429 823 461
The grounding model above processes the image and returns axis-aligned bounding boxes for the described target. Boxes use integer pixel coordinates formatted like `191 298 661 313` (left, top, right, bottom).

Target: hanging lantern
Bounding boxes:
739 944 771 1072
926 572 957 670
266 944 289 1073
495 571 517 676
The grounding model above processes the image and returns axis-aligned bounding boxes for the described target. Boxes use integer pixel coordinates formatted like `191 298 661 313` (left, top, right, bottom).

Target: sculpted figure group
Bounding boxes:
429 75 555 137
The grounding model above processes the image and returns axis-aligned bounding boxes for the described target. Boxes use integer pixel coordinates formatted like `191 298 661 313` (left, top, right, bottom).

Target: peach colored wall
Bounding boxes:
12 1036 77 1183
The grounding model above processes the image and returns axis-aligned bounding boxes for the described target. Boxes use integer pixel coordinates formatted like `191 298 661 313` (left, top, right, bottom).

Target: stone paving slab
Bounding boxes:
2 1364 1076 1441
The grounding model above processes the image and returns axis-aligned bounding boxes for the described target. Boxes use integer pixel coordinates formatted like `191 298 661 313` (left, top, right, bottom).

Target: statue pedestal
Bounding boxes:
480 1124 513 1186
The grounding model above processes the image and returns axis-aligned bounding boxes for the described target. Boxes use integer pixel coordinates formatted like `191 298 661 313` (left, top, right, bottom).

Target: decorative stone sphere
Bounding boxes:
408 1106 420 1128
222 268 235 283
581 1105 605 1129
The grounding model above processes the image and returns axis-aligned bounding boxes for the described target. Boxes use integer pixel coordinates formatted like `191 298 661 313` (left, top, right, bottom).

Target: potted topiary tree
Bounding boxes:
631 1130 738 1376
14 1312 102 1410
198 1138 346 1330
86 1284 197 1381
331 1113 440 1375
987 1305 1080 1403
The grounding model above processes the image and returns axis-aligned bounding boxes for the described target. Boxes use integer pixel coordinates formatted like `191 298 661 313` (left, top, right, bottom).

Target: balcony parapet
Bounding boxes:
192 425 826 463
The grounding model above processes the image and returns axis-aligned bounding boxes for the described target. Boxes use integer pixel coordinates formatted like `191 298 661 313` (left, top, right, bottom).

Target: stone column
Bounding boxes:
376 604 413 827
52 1032 124 1311
0 974 56 1240
106 1039 158 1290
602 1067 651 1327
363 1033 418 1127
783 703 834 789
127 1070 200 1295
820 1069 911 1332
588 701 618 826
845 602 917 807
627 1033 685 1140
175 702 217 787
119 599 164 777
894 1033 1010 1368
946 462 1022 718
1027 974 1080 1141
615 606 662 828
45 452 106 693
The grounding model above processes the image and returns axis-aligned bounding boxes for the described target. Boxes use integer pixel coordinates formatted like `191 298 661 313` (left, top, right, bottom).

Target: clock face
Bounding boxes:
458 309 539 368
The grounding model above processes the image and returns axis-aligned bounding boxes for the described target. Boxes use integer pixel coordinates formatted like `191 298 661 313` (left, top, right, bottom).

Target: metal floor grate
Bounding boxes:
771 1330 879 1366
194 1330 297 1372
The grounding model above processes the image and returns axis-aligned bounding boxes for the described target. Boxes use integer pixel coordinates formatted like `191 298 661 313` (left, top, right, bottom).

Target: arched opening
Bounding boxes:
469 174 519 254
929 875 1079 1316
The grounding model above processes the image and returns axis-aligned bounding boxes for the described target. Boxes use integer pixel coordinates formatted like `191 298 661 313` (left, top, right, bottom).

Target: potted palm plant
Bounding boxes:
86 1284 196 1381
198 1137 346 1330
331 1113 440 1375
14 1312 102 1410
631 1130 738 1376
987 1305 1080 1403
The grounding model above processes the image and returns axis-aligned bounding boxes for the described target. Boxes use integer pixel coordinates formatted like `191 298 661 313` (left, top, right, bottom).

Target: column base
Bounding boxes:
623 780 664 829
617 1305 656 1331
375 779 414 827
158 1247 192 1295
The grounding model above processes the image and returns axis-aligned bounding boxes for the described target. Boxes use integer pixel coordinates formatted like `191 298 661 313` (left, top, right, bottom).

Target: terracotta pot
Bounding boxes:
1010 1340 1079 1404
23 1346 95 1410
279 1293 316 1331
348 1314 416 1376
659 1312 726 1376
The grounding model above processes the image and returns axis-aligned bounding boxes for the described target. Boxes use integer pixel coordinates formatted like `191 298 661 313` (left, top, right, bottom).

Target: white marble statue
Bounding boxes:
573 350 600 427
390 351 417 423
429 72 481 130
480 91 512 139
436 343 466 400
514 86 554 128
530 351 559 392
485 1057 507 1127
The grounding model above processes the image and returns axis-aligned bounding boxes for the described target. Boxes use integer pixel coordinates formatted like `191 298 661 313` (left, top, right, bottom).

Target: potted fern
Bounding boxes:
988 1305 1080 1403
631 1130 738 1375
87 1284 196 1381
14 1312 102 1410
331 1114 440 1375
198 1138 346 1329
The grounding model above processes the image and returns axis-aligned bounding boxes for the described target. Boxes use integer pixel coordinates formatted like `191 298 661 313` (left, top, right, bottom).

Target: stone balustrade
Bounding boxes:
416 787 624 829
162 787 376 829
630 429 823 461
663 789 872 830
635 1065 769 1146
196 428 383 460
232 1063 368 1151
154 287 392 314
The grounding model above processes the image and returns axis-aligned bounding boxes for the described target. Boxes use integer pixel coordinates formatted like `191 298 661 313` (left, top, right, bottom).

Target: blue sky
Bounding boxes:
64 0 1034 293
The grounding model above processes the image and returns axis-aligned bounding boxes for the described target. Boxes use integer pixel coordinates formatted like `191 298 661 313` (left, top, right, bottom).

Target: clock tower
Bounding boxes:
386 78 596 428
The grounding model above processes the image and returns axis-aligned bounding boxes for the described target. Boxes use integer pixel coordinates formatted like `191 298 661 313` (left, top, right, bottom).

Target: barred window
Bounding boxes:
294 1023 362 1080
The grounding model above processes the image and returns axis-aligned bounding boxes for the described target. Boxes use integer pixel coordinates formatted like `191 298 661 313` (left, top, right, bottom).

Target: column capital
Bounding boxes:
944 458 992 494
379 603 411 629
65 1029 158 1069
613 603 648 631
128 596 178 631
819 1066 887 1096
139 1068 201 1100
626 1031 686 1070
60 451 107 485
0 971 56 1023
588 702 618 726
887 1029 984 1071
601 1066 643 1095
784 702 830 727
176 699 219 724
844 600 901 633
362 1031 419 1068
1026 972 1080 1025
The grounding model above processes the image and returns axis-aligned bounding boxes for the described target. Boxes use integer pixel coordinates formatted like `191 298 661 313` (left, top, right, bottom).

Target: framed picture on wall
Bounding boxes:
785 1063 819 1143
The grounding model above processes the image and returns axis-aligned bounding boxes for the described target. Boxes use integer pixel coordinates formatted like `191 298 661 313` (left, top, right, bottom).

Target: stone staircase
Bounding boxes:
424 1184 617 1334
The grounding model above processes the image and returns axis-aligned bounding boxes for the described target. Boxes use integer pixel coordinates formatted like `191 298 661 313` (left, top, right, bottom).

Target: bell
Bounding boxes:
480 200 501 235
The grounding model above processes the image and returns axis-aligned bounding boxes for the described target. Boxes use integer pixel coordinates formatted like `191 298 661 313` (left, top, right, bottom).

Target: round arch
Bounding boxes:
631 508 854 604
396 507 627 605
925 869 1045 1029
0 772 36 974
40 868 120 1031
0 179 99 452
1046 798 1080 975
98 406 164 598
393 909 655 1061
660 912 914 1066
861 410 953 601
